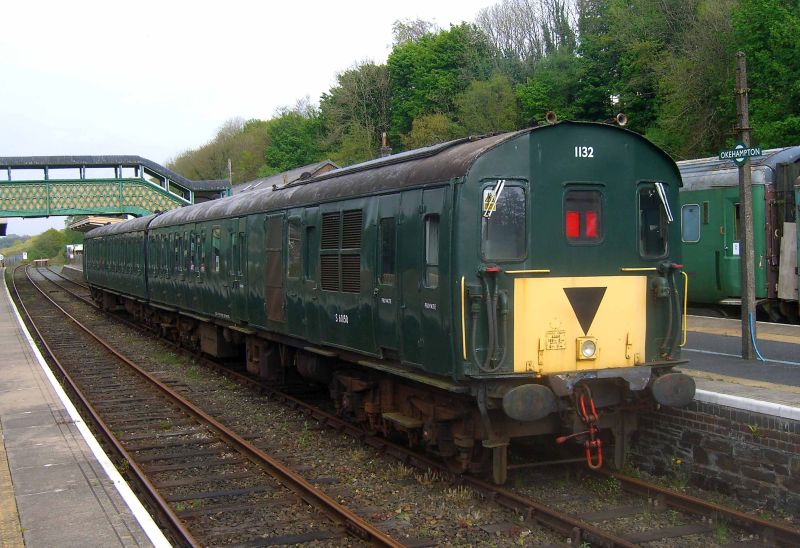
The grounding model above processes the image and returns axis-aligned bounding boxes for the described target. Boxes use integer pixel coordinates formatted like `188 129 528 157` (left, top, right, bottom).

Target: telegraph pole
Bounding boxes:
735 51 757 359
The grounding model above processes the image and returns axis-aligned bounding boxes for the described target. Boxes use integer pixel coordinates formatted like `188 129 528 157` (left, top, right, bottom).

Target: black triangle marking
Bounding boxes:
563 287 607 335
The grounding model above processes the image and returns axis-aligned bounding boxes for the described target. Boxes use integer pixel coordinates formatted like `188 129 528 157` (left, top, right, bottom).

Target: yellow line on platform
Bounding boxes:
683 368 800 395
686 324 799 344
0 424 24 548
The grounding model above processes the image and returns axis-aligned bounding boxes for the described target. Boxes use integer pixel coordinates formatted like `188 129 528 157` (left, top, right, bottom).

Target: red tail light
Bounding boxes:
586 211 598 238
566 211 580 238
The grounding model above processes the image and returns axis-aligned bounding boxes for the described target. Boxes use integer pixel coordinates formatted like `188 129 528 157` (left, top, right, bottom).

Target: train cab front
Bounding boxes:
461 123 696 482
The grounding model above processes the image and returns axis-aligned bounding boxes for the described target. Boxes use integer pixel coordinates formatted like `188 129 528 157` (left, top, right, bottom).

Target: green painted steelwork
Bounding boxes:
0 155 231 218
0 178 190 217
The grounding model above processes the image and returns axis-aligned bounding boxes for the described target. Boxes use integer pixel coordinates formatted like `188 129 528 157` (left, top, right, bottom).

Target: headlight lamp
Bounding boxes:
577 337 598 360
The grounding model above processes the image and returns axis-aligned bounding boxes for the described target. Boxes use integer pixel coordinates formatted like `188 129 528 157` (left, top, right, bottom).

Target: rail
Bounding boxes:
16 265 402 547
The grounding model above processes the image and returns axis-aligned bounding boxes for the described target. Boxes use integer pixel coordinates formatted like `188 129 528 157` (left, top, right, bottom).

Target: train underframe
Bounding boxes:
99 289 689 484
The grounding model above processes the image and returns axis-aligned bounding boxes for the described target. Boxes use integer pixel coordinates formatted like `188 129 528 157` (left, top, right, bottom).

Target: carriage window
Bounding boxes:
287 221 301 279
733 203 741 241
565 190 602 243
188 232 196 272
167 234 173 277
174 235 181 273
304 226 316 281
482 185 526 261
198 232 205 275
184 232 190 272
229 232 237 276
211 227 221 273
379 217 396 286
424 215 439 288
681 204 700 242
149 236 156 276
156 235 161 275
639 185 668 257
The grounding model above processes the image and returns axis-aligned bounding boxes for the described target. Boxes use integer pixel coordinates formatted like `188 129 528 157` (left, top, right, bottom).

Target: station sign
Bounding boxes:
719 143 762 166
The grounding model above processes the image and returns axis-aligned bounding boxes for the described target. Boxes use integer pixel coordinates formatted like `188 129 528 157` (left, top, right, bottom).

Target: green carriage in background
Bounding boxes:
678 148 800 321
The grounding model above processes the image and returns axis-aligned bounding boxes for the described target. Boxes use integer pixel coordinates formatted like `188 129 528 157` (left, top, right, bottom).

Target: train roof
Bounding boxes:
86 122 675 237
86 214 155 237
145 131 517 230
233 160 338 195
678 146 800 190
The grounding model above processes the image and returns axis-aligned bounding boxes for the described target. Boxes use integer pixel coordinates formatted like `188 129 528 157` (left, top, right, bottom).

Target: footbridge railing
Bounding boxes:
0 156 230 217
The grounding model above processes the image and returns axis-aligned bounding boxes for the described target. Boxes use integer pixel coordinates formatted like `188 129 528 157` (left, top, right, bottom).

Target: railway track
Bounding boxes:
28 265 800 546
44 265 91 291
213 368 800 547
14 265 401 547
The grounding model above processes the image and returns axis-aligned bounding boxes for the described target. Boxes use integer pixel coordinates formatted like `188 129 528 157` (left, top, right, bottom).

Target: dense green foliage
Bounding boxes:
0 228 83 263
387 23 495 136
733 0 800 147
170 118 269 184
319 62 391 165
167 0 800 183
260 106 324 176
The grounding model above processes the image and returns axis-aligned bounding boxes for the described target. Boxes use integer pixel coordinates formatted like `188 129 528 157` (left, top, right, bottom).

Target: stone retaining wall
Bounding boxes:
630 401 800 518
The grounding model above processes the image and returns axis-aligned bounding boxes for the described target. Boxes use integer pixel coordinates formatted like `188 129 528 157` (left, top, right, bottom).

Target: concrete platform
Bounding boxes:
0 268 167 547
683 315 800 420
61 262 83 278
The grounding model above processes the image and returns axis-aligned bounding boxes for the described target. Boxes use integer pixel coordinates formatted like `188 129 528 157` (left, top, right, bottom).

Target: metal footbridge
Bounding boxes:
0 156 230 219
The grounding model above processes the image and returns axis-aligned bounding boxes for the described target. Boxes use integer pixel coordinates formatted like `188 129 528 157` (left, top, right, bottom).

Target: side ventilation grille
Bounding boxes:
320 255 339 291
319 209 362 293
321 212 340 250
342 209 362 248
341 255 361 293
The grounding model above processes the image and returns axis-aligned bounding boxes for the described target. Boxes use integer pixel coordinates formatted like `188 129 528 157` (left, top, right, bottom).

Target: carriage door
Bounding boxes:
302 207 321 344
720 197 742 298
265 213 286 327
420 187 449 373
398 187 448 370
399 191 423 366
375 194 400 356
229 218 248 322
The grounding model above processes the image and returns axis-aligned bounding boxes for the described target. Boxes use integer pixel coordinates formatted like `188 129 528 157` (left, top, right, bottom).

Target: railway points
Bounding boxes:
0 268 164 547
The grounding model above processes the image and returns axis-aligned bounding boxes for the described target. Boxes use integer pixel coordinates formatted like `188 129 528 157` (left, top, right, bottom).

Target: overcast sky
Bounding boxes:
1 0 492 236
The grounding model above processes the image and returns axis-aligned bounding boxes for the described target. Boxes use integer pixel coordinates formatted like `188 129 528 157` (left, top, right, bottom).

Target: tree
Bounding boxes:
392 18 438 46
320 61 391 165
475 0 577 67
168 118 269 183
647 0 737 157
572 0 620 123
331 125 377 166
456 74 519 133
262 102 324 173
573 0 737 157
733 0 800 147
387 23 496 139
517 47 582 123
602 0 681 133
401 114 462 149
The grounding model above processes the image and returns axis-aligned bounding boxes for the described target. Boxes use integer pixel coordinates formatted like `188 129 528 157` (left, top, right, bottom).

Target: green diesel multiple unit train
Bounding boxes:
84 121 695 483
678 148 800 320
